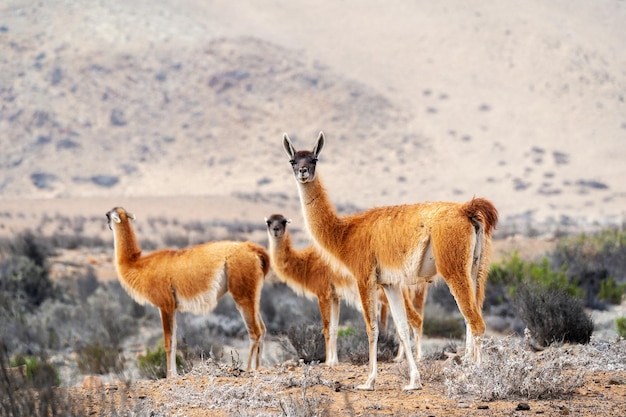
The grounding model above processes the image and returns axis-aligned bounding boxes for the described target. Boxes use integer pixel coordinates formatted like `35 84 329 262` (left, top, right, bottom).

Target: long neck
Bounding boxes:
268 232 309 286
113 221 142 267
296 175 345 255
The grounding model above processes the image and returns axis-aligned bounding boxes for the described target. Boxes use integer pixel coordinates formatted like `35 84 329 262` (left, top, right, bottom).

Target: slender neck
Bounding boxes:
113 221 142 265
296 175 343 250
268 231 295 264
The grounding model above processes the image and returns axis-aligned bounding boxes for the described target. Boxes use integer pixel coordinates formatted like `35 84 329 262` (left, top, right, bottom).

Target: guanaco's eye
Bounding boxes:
312 158 318 163
289 160 296 166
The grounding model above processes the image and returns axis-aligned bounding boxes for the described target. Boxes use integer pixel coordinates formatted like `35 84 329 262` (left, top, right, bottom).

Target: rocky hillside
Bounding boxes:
1 0 625 230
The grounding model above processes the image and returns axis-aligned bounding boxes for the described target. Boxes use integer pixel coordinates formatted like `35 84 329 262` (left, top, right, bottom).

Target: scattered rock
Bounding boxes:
31 172 57 189
515 402 531 411
110 109 127 126
82 375 104 390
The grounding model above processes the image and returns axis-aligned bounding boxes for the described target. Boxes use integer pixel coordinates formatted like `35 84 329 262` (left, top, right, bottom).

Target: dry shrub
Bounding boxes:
159 360 332 416
514 282 593 347
280 322 326 364
337 325 398 365
444 337 585 400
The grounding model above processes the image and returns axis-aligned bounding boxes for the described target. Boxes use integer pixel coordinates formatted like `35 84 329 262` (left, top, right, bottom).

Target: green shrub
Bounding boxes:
338 327 356 338
598 277 626 305
11 353 60 388
551 228 626 307
337 324 398 365
137 343 188 380
514 282 593 347
486 251 585 319
617 317 626 338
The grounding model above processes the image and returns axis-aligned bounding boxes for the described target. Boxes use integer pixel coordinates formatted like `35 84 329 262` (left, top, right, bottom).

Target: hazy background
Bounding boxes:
1 0 625 234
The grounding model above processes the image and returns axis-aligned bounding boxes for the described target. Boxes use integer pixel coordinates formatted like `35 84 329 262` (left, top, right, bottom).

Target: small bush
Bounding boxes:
338 327 356 338
10 353 60 388
422 303 465 339
486 251 585 318
551 228 626 307
598 277 626 305
514 282 593 347
337 324 398 365
76 341 124 375
281 322 326 364
444 337 586 400
1 343 83 417
137 343 188 380
617 317 626 338
0 254 55 311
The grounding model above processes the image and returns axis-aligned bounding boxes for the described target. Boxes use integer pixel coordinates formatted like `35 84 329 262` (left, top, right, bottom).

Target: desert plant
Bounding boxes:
10 353 60 389
444 336 586 400
281 322 327 364
137 343 188 380
598 277 626 305
485 252 584 319
513 282 593 347
0 248 56 311
0 342 85 417
421 303 465 339
551 228 626 307
337 324 398 365
338 327 356 338
617 317 626 338
278 366 331 417
75 341 124 375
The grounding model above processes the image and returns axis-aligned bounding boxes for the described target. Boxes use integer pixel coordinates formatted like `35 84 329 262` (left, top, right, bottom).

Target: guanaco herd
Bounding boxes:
106 132 498 391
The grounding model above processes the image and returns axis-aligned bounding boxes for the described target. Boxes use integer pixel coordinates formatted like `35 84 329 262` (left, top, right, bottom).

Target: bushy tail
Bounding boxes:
246 242 271 277
463 197 499 236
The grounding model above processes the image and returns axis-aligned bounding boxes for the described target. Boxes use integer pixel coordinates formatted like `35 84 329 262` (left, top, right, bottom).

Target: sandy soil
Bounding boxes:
72 363 626 416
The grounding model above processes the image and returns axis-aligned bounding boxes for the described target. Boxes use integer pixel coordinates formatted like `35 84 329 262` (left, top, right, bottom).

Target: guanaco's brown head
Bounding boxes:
283 131 325 184
106 207 136 230
265 214 291 238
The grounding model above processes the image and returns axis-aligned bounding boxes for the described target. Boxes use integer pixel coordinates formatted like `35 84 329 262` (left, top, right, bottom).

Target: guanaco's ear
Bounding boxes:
127 212 136 221
110 212 121 224
287 218 292 224
283 133 295 158
264 217 270 225
313 131 325 157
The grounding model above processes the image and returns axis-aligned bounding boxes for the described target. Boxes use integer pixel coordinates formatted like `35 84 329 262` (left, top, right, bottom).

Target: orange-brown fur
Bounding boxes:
267 214 427 365
283 132 498 391
106 207 269 377
265 213 356 366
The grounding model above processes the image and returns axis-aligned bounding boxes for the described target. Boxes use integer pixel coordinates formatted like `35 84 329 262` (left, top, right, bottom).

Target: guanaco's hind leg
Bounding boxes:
235 301 265 371
159 308 178 377
442 273 485 363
